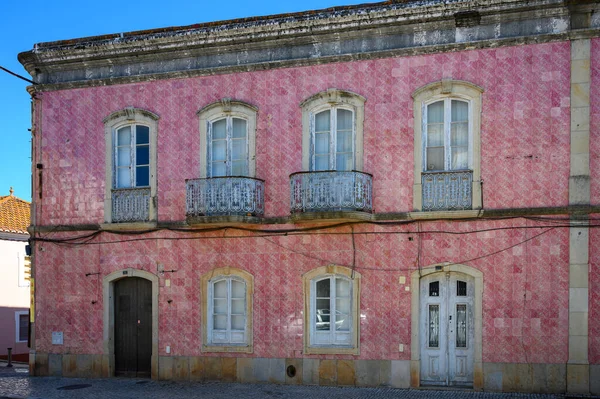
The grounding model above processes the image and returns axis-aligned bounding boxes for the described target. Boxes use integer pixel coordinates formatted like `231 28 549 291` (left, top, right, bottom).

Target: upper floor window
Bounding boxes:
301 89 366 172
201 267 253 353
198 99 257 178
424 99 469 172
302 265 361 355
115 124 150 188
103 107 159 223
412 80 483 212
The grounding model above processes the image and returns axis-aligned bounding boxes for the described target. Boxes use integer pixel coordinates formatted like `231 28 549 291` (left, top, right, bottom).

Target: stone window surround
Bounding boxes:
198 99 258 179
200 267 254 353
300 89 366 172
302 265 361 355
412 80 484 213
103 107 159 225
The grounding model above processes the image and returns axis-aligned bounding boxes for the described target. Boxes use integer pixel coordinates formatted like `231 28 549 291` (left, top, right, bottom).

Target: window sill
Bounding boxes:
409 209 483 220
187 215 263 225
202 344 253 354
291 210 373 222
303 345 359 356
100 221 158 231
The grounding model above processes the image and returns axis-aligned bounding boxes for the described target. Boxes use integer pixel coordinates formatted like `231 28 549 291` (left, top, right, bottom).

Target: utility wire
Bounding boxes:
0 66 36 85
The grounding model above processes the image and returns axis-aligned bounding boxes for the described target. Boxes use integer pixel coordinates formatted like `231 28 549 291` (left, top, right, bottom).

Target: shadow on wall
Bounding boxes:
0 306 30 358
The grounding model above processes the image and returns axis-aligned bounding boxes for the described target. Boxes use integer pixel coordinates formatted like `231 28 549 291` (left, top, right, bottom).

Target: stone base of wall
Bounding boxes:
30 353 596 394
483 363 566 393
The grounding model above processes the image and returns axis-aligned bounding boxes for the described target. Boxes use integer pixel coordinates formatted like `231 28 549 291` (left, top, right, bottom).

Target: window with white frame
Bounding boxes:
301 89 366 172
103 107 159 223
208 116 248 177
424 99 469 172
412 80 484 212
15 311 28 343
201 267 253 353
303 265 360 355
198 99 257 178
114 124 150 188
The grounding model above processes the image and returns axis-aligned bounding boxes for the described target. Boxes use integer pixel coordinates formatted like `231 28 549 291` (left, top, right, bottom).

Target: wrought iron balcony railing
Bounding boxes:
422 170 473 211
112 188 151 223
186 177 265 217
290 170 373 214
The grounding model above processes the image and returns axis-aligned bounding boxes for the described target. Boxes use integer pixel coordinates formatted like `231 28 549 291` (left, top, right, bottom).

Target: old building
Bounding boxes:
17 0 600 393
0 188 31 362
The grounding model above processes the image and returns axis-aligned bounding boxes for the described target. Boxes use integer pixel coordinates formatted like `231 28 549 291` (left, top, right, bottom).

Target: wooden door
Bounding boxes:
420 272 474 387
114 277 152 377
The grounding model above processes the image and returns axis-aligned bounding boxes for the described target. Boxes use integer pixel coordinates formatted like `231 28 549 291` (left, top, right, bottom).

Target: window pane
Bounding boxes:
316 279 330 297
117 147 131 167
337 109 353 130
136 126 150 144
429 281 439 296
315 132 330 155
429 304 439 347
117 126 131 145
315 111 330 132
451 122 468 146
212 119 227 139
231 139 247 161
314 156 329 171
231 315 245 330
426 147 444 170
457 281 467 296
316 306 330 331
136 166 149 187
336 278 350 297
214 280 227 298
214 315 227 330
456 304 467 348
232 118 247 139
212 140 226 161
231 161 247 176
451 100 468 122
336 153 352 171
231 298 245 314
231 280 245 298
136 145 149 165
213 298 227 314
336 131 352 152
211 163 226 177
19 314 28 341
451 146 468 170
427 101 444 123
117 168 131 188
427 124 444 146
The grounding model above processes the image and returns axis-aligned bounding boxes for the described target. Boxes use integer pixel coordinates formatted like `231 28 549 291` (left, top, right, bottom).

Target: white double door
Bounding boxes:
420 272 474 387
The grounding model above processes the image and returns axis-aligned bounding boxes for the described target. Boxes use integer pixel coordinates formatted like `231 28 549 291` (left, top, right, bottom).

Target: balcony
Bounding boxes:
112 188 151 223
422 170 472 211
186 177 265 218
290 171 373 215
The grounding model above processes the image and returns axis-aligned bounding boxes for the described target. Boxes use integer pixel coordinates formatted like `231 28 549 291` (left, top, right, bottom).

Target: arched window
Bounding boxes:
198 99 257 178
103 107 159 223
302 265 361 355
412 80 483 212
201 267 253 353
301 89 366 172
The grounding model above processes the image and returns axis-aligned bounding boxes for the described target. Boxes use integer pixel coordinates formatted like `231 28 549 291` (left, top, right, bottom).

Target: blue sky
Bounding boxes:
0 0 368 202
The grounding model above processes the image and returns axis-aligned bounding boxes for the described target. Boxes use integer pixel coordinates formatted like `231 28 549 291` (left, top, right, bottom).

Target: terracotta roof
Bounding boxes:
0 188 30 235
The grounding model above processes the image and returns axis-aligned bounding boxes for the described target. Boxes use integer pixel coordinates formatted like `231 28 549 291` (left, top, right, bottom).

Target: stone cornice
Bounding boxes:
19 0 599 93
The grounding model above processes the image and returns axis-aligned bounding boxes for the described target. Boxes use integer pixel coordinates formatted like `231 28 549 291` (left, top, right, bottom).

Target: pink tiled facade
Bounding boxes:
32 41 576 364
36 41 570 225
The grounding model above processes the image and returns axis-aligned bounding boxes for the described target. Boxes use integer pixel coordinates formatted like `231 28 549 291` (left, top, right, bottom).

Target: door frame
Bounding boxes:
103 268 159 378
410 263 483 390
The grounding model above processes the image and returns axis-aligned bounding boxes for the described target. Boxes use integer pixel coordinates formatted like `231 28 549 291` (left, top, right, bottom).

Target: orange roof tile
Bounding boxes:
0 188 31 235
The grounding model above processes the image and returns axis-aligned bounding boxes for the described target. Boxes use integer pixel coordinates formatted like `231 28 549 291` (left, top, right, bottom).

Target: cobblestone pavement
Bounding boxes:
0 363 597 399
